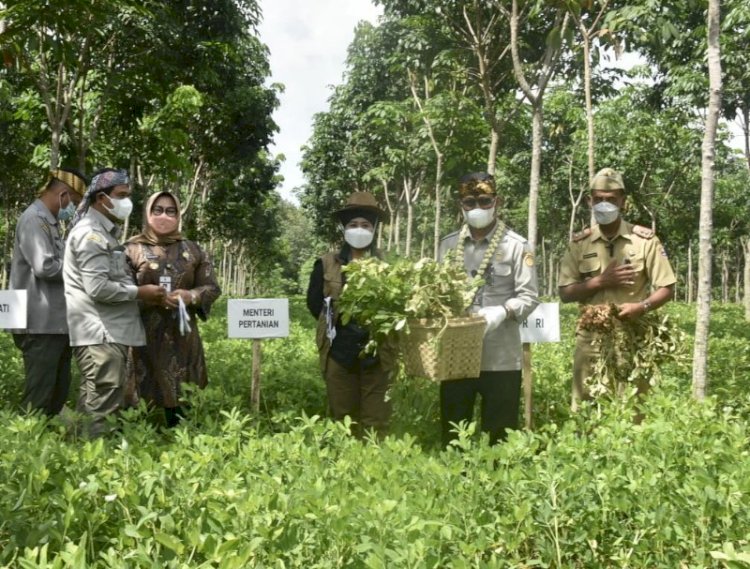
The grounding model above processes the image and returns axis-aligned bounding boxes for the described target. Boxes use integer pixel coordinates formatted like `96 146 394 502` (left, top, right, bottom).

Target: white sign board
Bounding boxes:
0 290 28 330
228 298 289 339
520 302 560 343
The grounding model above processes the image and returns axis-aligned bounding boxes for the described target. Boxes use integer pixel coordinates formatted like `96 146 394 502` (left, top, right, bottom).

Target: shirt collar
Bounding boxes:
591 219 632 242
464 219 503 245
86 207 120 237
32 199 58 225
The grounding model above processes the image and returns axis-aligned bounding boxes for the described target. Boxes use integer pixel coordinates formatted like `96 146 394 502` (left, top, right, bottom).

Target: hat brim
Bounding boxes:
333 204 389 224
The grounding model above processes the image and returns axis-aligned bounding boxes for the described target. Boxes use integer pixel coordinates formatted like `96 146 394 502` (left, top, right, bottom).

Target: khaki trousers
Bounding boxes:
324 357 392 439
74 343 128 438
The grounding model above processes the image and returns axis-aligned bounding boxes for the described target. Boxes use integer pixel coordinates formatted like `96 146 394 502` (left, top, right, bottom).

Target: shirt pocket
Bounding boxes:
626 255 647 287
109 250 128 280
578 258 601 278
484 261 515 299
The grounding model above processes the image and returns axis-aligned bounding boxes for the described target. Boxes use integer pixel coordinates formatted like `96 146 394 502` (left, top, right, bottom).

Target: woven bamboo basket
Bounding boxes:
401 315 486 381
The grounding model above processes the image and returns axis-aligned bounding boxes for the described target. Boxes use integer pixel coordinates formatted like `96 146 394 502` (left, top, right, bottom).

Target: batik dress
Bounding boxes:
125 240 220 408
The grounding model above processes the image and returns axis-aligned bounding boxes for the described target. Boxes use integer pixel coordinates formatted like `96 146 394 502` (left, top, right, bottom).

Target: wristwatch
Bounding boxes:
640 299 652 313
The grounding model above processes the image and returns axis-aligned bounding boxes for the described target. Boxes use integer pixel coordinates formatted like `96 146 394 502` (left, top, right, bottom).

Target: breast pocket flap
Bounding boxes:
492 262 512 277
578 258 601 274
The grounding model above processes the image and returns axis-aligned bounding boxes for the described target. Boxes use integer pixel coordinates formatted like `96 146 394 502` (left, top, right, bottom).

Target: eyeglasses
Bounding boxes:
460 195 496 210
151 206 178 217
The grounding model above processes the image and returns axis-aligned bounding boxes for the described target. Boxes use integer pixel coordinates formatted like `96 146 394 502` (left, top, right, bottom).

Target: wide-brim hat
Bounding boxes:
334 191 389 223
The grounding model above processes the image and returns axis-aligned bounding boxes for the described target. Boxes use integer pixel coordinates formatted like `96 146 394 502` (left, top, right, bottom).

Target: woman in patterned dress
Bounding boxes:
125 191 220 426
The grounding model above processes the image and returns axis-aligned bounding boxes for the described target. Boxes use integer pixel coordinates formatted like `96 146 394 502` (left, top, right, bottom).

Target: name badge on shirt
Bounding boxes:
159 275 172 293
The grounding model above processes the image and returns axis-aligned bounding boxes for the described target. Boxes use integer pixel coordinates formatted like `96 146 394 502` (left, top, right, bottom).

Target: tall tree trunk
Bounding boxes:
50 127 61 170
404 179 414 258
692 0 722 400
527 106 543 249
567 158 585 239
540 238 547 295
744 238 750 320
742 104 750 173
507 0 567 250
433 168 442 260
221 245 228 291
1 204 10 289
734 253 741 304
721 250 729 303
581 31 595 181
687 242 694 303
394 206 401 255
381 179 391 251
549 255 555 297
407 71 446 260
569 1 611 182
487 128 500 176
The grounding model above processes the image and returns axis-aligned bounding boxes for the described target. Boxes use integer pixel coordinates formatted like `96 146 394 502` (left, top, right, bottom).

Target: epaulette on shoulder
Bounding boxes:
571 228 591 243
505 228 527 244
440 229 460 243
632 225 655 239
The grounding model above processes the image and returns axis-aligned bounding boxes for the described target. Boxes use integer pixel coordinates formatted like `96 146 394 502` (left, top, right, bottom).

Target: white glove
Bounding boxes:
478 305 507 334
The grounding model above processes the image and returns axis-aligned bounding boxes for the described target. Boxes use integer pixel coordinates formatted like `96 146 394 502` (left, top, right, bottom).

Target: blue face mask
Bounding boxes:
57 201 76 221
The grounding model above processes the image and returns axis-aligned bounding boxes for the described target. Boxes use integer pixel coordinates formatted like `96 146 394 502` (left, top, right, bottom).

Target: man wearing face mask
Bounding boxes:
438 172 539 446
9 168 87 416
306 191 397 439
64 168 166 437
558 167 676 410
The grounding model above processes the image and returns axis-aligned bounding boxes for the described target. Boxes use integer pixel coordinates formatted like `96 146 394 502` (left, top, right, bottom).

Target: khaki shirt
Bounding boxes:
558 220 676 305
439 222 539 372
63 209 145 347
9 200 68 334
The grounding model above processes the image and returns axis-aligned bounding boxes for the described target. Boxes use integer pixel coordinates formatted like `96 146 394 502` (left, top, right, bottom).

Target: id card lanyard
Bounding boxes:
159 268 172 293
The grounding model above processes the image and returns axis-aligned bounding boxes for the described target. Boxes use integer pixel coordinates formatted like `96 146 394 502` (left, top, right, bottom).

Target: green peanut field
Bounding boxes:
1 299 749 568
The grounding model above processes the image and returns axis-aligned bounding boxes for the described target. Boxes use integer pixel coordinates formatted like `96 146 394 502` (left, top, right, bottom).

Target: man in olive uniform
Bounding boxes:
558 167 676 409
10 168 87 415
439 172 539 446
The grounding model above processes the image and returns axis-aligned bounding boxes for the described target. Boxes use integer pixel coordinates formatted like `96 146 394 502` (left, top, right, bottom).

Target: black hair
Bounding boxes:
338 209 379 227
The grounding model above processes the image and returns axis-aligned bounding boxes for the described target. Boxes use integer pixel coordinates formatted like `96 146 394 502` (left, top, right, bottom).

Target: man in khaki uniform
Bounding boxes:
558 167 676 409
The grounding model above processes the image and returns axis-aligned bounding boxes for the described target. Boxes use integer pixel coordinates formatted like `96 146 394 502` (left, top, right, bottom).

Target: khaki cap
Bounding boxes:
590 168 625 192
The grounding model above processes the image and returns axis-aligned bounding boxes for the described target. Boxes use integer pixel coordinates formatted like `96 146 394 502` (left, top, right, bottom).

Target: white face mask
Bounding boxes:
463 208 495 229
593 201 620 225
104 196 134 221
344 227 374 250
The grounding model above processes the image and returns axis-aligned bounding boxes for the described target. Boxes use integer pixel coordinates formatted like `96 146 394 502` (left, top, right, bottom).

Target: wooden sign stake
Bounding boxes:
251 339 262 412
522 342 533 430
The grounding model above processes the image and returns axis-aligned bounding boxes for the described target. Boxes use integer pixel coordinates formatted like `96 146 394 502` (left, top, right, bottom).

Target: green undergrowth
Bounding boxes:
0 299 748 567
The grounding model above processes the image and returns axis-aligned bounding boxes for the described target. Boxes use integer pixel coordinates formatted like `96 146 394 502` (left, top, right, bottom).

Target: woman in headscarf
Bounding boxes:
306 191 397 439
125 191 221 427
